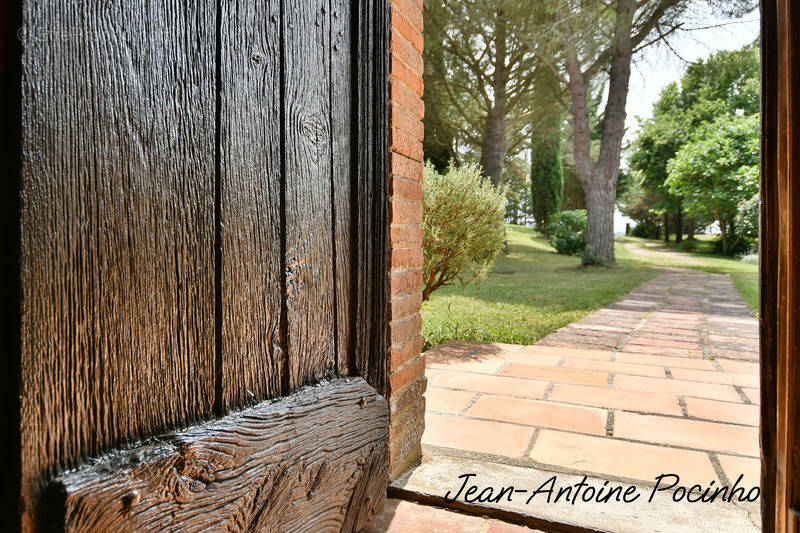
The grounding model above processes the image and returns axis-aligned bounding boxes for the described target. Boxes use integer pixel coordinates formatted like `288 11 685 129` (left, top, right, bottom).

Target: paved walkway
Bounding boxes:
421 267 760 490
364 499 541 533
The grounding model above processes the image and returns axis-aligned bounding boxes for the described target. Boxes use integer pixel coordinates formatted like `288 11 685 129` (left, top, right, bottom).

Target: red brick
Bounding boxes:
390 127 424 162
390 224 423 246
390 77 424 119
390 198 422 225
390 312 422 345
391 0 423 34
390 176 423 203
391 102 424 140
390 152 423 182
391 291 423 321
390 59 424 97
391 7 424 54
390 377 427 419
390 353 426 393
391 30 424 76
391 333 424 369
391 247 424 271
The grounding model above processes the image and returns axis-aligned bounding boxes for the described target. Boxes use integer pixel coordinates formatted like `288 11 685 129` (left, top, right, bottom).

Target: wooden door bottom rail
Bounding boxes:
45 378 388 533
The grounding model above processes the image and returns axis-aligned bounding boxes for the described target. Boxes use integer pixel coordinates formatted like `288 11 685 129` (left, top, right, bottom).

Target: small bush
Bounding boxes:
712 236 753 256
677 239 700 252
422 162 507 300
581 245 607 266
630 221 659 239
546 210 586 255
738 253 759 264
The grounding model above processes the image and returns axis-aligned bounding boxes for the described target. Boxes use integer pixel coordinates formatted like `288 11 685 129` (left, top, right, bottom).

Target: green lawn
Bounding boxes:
421 225 657 350
422 226 760 350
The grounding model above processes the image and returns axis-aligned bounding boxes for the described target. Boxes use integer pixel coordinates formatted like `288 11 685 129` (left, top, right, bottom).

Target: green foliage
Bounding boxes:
666 113 760 253
546 210 587 255
631 221 659 239
736 194 760 239
711 237 754 257
530 130 564 230
422 162 507 300
422 226 656 349
530 67 564 230
677 240 701 252
626 42 760 244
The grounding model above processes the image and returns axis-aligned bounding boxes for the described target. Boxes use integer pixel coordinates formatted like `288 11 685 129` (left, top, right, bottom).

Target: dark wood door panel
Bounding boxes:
18 0 217 529
51 378 388 533
218 0 284 410
283 1 337 389
331 0 356 377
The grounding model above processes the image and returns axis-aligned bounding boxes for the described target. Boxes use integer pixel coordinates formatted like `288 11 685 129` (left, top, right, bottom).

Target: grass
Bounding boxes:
618 236 759 312
421 225 657 350
422 226 760 350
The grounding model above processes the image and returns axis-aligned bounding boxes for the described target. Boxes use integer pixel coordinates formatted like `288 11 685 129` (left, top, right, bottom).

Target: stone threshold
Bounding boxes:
389 451 760 533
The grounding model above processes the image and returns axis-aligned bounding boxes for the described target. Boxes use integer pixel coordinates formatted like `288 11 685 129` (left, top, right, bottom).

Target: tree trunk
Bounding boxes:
663 212 670 242
687 218 696 240
675 206 683 243
479 9 507 186
563 0 633 265
584 186 616 264
717 210 729 253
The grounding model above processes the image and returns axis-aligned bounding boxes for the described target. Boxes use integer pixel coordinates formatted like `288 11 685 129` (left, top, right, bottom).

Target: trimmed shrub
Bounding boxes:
546 210 586 255
422 162 507 300
712 236 754 256
631 221 659 239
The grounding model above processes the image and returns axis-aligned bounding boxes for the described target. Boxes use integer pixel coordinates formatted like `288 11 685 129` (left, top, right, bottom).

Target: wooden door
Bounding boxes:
760 0 800 531
0 1 389 531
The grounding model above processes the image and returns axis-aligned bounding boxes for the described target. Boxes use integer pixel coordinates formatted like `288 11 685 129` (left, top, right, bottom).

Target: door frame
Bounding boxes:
759 0 800 531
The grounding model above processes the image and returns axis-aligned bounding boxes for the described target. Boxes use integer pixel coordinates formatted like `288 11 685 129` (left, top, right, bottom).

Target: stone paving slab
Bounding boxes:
363 498 543 533
389 267 762 531
389 454 760 533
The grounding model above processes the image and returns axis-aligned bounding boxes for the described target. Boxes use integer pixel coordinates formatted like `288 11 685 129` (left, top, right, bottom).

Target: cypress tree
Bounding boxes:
530 67 564 231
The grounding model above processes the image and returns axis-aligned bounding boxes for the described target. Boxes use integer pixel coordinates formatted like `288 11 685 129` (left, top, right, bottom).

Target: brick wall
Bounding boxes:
387 0 425 480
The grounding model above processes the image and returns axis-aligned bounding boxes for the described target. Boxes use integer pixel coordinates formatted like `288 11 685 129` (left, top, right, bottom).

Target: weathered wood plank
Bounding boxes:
18 2 216 531
283 1 337 388
354 0 390 394
219 0 284 409
51 378 388 533
330 0 355 376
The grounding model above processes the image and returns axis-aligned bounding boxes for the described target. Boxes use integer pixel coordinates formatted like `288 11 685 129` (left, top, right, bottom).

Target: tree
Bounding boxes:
529 67 564 231
423 0 542 185
530 0 756 264
628 41 760 245
666 113 759 254
422 0 459 172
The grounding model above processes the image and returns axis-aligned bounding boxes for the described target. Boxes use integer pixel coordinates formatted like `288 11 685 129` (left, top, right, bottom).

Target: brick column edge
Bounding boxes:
387 0 425 481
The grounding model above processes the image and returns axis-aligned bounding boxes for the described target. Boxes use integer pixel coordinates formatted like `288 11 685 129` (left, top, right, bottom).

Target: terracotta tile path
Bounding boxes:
421 268 760 489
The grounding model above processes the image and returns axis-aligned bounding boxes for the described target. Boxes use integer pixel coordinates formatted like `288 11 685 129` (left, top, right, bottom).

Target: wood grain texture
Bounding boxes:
330 0 355 376
51 378 388 533
219 0 284 409
354 0 390 394
760 1 779 530
768 1 800 530
18 2 216 530
283 0 337 388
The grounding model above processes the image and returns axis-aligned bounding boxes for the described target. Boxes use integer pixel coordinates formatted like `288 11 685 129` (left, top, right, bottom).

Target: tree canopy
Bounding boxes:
625 41 760 254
